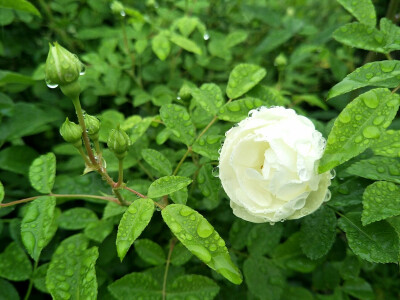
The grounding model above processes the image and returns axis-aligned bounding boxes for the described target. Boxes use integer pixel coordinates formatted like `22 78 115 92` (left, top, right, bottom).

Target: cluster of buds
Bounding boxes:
46 42 131 169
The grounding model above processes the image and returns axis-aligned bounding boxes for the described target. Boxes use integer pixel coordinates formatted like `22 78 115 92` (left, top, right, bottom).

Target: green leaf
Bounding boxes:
319 88 400 173
135 239 166 265
168 275 220 299
337 0 376 26
116 198 155 261
337 212 399 263
103 201 127 219
342 278 375 300
0 242 32 281
327 61 400 99
29 152 56 194
170 187 188 205
152 33 171 61
0 70 35 86
247 223 283 256
33 263 50 293
243 256 284 300
371 130 400 157
380 18 400 52
0 278 20 300
21 196 57 261
58 207 99 230
192 135 223 161
226 64 267 99
160 104 196 146
191 83 224 115
229 219 254 250
217 97 264 122
0 0 41 17
161 204 242 284
225 30 248 48
108 273 161 300
339 255 360 280
141 148 172 176
333 23 387 53
347 156 400 183
170 242 193 266
300 206 337 260
84 219 114 243
197 164 221 210
362 181 400 225
176 16 198 36
147 176 192 198
272 232 319 273
46 234 99 300
169 34 202 55
281 286 314 300
0 145 37 175
130 117 154 144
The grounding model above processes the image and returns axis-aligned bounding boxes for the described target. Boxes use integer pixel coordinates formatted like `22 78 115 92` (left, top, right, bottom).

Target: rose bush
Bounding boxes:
219 106 332 223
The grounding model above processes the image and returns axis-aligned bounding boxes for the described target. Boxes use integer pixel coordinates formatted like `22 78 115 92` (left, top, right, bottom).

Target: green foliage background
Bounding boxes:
1 0 400 299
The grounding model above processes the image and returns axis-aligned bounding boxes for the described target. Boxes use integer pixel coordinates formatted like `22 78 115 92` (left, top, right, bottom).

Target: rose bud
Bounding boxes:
60 118 83 148
218 106 332 223
107 126 131 159
84 114 101 141
45 42 85 88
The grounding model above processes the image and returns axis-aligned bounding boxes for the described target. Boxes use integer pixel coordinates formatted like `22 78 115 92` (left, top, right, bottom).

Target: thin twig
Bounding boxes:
162 238 177 300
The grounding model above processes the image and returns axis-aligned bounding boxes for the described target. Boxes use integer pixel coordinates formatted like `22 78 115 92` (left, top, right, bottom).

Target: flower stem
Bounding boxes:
117 159 124 187
77 145 92 166
162 238 177 300
0 193 119 208
71 97 97 166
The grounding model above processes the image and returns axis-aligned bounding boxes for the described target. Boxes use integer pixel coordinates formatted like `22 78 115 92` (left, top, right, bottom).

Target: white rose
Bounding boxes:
219 106 332 223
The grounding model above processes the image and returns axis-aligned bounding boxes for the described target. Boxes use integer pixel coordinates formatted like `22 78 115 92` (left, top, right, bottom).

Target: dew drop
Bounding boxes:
169 222 182 233
362 93 379 108
197 219 214 238
362 126 380 139
186 245 211 263
179 206 193 217
339 111 351 123
203 32 210 40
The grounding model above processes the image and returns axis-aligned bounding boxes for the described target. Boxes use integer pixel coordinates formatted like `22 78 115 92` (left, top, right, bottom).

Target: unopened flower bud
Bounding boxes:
178 84 192 101
84 114 101 141
110 1 125 16
45 42 85 88
107 126 131 159
274 53 287 68
60 118 83 148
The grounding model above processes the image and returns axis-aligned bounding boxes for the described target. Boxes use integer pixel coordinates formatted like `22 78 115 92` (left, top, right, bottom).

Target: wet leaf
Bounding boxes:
21 196 57 261
116 198 154 261
162 204 242 284
337 0 376 26
0 242 32 281
142 148 172 176
226 64 267 99
46 234 99 300
217 97 264 122
147 176 192 198
319 88 400 173
338 212 399 263
29 152 56 194
362 181 400 225
347 156 400 183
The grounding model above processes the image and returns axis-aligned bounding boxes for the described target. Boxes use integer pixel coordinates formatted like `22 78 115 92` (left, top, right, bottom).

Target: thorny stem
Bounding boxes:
0 194 119 208
162 238 177 300
122 186 147 199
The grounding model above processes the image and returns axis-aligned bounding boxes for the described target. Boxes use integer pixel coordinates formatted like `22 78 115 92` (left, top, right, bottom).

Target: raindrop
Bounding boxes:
203 32 210 40
120 10 126 17
197 219 214 238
